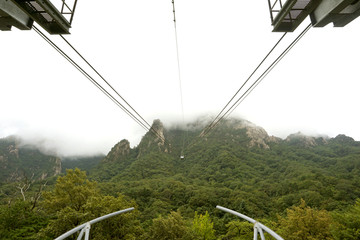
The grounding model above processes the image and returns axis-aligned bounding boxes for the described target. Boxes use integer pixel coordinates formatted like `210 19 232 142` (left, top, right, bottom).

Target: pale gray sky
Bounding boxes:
1 0 359 156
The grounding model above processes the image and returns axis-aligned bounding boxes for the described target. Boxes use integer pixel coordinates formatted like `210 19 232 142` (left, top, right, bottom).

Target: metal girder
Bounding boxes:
9 0 71 34
310 0 360 27
269 0 322 32
268 0 360 32
0 0 33 31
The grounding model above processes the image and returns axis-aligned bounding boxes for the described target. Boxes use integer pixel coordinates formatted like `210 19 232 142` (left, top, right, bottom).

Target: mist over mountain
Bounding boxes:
3 115 359 158
1 117 360 239
0 136 104 182
0 136 61 183
1 117 359 183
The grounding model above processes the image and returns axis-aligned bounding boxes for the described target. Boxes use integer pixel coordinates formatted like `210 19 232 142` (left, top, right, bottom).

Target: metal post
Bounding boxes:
84 223 90 240
76 228 86 240
255 222 266 240
254 226 259 240
216 205 284 240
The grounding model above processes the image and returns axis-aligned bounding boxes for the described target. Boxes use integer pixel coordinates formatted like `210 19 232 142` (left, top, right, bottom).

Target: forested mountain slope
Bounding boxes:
91 118 360 219
1 118 360 239
0 136 61 182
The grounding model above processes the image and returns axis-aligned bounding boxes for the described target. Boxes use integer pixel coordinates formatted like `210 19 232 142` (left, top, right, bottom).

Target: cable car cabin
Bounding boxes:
180 155 184 159
0 0 77 34
268 0 360 32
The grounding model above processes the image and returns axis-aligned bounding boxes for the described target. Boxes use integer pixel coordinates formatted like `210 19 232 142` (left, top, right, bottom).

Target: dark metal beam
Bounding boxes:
0 0 33 31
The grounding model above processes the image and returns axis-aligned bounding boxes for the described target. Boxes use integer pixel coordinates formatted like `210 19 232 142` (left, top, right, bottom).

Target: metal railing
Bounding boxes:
216 205 284 240
55 207 135 240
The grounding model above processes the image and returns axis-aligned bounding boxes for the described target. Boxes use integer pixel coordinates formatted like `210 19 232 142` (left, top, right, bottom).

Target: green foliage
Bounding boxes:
42 168 99 212
0 200 48 240
0 137 60 182
224 220 253 240
61 155 104 173
277 199 334 240
40 168 140 239
331 199 360 240
192 211 216 240
145 211 192 240
2 118 360 239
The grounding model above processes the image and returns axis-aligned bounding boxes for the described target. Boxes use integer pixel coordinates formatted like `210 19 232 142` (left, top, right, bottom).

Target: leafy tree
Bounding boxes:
40 168 140 239
41 168 99 213
331 199 360 240
0 200 48 240
192 211 216 240
146 211 192 240
83 195 142 240
223 220 253 240
277 199 333 240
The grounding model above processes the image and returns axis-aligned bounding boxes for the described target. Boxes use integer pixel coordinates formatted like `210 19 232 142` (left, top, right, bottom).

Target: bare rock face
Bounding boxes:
150 119 166 149
227 118 279 149
104 139 131 162
8 145 19 158
285 132 318 147
138 119 171 155
114 140 131 156
53 157 62 176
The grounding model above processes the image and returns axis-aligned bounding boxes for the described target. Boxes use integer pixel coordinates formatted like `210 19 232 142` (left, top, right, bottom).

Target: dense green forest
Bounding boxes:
1 118 360 239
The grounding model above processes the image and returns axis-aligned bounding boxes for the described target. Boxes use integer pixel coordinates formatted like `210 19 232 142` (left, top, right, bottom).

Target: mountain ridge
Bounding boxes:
103 118 357 159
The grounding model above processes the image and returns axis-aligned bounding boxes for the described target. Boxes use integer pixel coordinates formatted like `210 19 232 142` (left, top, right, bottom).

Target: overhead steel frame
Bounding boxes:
10 0 78 34
310 0 360 27
55 207 135 240
60 0 78 25
268 0 360 32
267 0 321 32
0 0 33 31
0 0 78 34
216 205 284 240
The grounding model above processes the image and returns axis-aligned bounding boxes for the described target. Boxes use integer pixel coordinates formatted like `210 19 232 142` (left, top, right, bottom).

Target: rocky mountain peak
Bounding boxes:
333 134 355 144
103 139 131 162
151 119 166 145
222 118 279 149
285 132 319 147
137 119 171 156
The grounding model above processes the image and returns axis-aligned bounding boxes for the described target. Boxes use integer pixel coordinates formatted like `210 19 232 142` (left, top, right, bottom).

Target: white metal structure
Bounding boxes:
216 205 284 240
55 207 135 240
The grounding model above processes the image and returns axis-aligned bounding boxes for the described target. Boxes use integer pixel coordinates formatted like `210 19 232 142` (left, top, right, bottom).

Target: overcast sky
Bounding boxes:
1 0 359 156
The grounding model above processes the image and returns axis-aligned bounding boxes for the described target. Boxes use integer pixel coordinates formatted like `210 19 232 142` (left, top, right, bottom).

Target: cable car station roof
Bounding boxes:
0 0 33 31
2 0 360 35
310 0 360 27
11 0 71 34
268 0 360 32
0 0 77 34
268 0 322 32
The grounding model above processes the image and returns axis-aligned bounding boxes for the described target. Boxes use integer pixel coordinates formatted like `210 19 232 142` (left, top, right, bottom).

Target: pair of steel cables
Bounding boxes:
200 23 312 138
33 26 166 143
163 1 313 154
33 2 312 154
184 22 313 150
33 1 187 153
